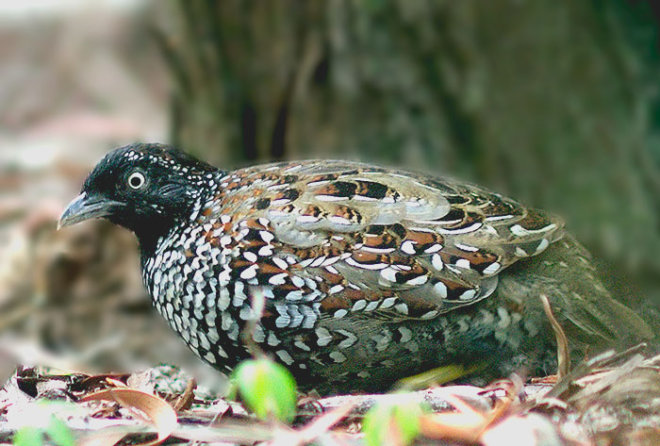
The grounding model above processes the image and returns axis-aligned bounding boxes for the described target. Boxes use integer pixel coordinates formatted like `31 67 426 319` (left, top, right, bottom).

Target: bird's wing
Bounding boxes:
202 160 564 325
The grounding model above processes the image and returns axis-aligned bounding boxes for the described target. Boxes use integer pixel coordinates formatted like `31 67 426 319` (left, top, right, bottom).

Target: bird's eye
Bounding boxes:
127 172 146 189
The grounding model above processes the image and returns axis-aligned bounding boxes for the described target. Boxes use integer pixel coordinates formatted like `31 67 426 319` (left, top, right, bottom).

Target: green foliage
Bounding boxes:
231 358 298 423
12 415 74 446
45 416 75 446
362 398 423 446
13 427 43 446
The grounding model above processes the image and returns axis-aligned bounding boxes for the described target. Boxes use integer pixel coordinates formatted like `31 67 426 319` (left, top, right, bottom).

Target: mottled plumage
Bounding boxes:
59 143 651 394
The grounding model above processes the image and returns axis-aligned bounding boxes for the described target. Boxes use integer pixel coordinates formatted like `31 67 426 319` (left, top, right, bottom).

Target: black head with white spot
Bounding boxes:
59 143 219 254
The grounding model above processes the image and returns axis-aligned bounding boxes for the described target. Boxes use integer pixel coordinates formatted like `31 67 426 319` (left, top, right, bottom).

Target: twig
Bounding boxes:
298 386 494 419
273 403 356 446
172 378 196 412
540 294 570 379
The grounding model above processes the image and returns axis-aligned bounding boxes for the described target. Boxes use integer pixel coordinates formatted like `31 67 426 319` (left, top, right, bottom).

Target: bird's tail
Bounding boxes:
498 234 653 350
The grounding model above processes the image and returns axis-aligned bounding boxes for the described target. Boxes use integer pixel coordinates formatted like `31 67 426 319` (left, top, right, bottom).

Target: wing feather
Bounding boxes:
199 160 564 323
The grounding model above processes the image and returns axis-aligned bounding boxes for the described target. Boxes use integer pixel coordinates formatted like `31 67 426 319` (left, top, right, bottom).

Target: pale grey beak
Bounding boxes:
58 192 122 229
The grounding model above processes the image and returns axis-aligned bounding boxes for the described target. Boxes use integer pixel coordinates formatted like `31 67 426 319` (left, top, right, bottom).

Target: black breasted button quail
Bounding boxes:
58 143 651 395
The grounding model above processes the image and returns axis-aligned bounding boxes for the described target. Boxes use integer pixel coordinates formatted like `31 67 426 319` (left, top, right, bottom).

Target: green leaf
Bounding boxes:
362 398 422 446
232 358 297 422
45 416 75 446
13 427 43 446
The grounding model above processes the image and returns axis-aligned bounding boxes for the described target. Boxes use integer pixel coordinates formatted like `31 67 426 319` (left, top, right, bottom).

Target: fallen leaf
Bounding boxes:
81 388 177 446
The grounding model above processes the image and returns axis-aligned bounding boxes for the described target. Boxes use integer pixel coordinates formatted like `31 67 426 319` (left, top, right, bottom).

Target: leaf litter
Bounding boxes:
0 347 656 445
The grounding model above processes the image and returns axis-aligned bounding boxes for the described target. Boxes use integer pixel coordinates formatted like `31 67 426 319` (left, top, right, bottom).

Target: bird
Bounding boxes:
58 143 652 395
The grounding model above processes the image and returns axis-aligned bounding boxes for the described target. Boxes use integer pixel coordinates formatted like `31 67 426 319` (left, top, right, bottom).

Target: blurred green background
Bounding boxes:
0 0 658 384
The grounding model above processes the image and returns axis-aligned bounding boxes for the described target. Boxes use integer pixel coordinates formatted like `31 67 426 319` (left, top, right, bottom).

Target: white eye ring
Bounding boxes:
127 172 146 189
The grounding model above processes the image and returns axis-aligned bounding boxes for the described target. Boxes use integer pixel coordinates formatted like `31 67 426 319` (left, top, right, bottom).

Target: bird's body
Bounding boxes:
59 143 651 395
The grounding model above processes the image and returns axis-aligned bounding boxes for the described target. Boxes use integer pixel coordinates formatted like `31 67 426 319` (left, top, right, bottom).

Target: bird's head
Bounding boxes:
59 143 218 253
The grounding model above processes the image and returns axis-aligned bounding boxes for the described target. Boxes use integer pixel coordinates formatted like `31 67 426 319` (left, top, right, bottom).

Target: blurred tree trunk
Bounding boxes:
152 0 660 321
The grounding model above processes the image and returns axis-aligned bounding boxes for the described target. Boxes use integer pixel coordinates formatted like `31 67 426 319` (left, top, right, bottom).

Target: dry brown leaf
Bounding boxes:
81 388 178 446
104 378 127 388
419 391 516 444
419 394 487 444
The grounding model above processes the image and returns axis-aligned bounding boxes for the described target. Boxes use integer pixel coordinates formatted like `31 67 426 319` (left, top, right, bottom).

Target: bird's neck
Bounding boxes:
135 215 179 260
136 183 218 261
